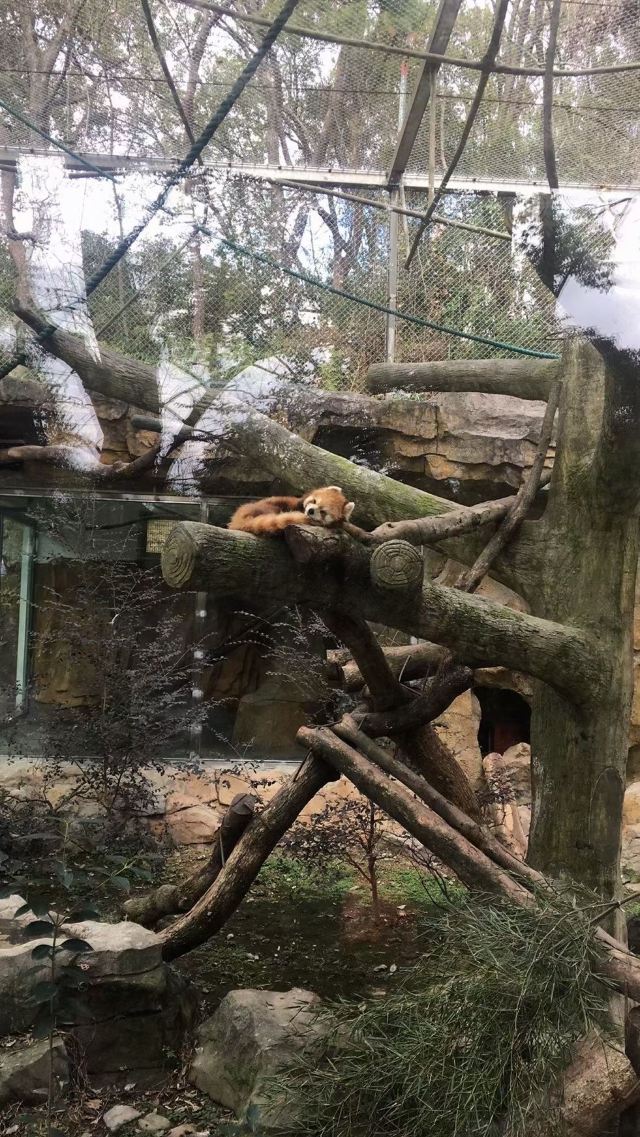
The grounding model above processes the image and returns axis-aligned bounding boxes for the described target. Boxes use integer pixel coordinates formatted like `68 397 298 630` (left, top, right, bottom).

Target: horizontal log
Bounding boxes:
161 522 599 705
218 409 540 599
366 359 559 400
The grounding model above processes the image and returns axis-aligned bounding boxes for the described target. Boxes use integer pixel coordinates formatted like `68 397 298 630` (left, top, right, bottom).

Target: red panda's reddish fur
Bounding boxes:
228 488 354 536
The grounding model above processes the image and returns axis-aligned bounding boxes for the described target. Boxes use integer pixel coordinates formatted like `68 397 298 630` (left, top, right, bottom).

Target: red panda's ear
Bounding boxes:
344 502 355 520
327 485 342 492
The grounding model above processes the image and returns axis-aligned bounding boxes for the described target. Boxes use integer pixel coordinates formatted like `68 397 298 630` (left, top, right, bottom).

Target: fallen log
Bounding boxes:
123 792 257 927
159 756 335 961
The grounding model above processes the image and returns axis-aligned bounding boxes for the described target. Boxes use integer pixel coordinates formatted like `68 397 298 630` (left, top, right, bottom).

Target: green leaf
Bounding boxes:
130 867 153 882
109 876 130 892
28 897 53 918
24 920 54 937
30 944 54 961
31 1005 55 1039
104 854 128 866
14 903 33 917
57 966 87 989
59 937 93 954
53 863 74 889
56 994 91 1023
32 981 59 1003
66 906 100 922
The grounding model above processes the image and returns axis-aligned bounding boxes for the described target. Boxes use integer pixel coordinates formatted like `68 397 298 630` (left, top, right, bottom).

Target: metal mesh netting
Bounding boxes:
0 0 637 187
0 0 634 400
0 168 562 392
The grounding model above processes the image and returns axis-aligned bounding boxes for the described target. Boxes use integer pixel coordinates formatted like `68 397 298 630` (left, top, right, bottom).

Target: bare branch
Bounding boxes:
456 382 559 592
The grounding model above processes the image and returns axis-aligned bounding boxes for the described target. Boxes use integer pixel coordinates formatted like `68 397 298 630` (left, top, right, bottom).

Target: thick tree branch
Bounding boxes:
366 358 559 400
123 792 256 927
333 716 540 886
300 725 640 1007
298 725 533 904
337 644 532 703
371 495 521 545
356 665 472 737
159 756 335 960
161 522 601 705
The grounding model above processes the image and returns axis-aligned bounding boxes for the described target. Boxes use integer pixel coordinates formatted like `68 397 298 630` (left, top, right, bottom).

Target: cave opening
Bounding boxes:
475 686 531 756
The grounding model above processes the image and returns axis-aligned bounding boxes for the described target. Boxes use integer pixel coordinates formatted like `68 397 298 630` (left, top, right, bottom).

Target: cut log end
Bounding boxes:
162 523 197 588
370 539 424 592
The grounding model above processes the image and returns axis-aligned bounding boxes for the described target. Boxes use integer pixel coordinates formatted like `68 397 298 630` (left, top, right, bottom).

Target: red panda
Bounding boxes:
228 486 355 536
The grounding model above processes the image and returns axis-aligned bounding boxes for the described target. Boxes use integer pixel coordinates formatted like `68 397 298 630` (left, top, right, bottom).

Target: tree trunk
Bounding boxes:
527 342 639 906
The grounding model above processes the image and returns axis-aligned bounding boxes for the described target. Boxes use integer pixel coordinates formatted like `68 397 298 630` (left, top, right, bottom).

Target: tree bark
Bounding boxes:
526 342 640 904
161 521 600 704
297 725 530 904
366 358 559 400
122 792 256 927
356 665 472 737
333 716 541 886
318 608 480 817
159 756 335 960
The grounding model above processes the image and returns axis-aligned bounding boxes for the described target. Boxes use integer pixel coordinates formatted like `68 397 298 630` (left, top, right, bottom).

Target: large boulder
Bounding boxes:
0 1037 68 1106
189 988 331 1131
0 897 197 1087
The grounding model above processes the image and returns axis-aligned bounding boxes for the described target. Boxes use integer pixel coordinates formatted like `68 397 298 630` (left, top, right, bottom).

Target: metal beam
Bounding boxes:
386 0 463 189
0 148 637 196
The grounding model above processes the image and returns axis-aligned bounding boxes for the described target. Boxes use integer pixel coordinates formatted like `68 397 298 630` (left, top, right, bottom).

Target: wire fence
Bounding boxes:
0 167 563 397
0 0 634 403
0 0 636 187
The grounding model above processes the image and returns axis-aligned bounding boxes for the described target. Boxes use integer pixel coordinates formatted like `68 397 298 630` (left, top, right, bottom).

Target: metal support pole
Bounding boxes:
15 522 35 712
386 193 399 363
190 499 209 761
386 64 408 364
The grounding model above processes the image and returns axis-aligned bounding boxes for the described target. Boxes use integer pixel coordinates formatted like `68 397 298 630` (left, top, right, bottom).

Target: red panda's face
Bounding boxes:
302 486 355 526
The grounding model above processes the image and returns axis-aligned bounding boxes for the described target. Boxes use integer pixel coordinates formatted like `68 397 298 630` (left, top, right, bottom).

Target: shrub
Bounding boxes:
270 894 610 1137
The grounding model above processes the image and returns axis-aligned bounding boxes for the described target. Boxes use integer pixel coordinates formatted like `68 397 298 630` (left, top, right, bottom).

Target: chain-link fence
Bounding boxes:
0 0 636 399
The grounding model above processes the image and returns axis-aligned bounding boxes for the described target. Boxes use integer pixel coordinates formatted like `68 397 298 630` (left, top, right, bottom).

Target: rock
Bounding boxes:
433 690 484 792
63 919 162 977
624 782 640 827
138 1114 171 1133
556 1031 640 1135
163 798 221 845
483 747 532 857
499 743 532 805
189 988 331 1131
72 966 198 1088
233 675 318 758
0 909 197 1087
167 1127 210 1137
0 1037 68 1106
0 916 162 1037
103 1104 142 1131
